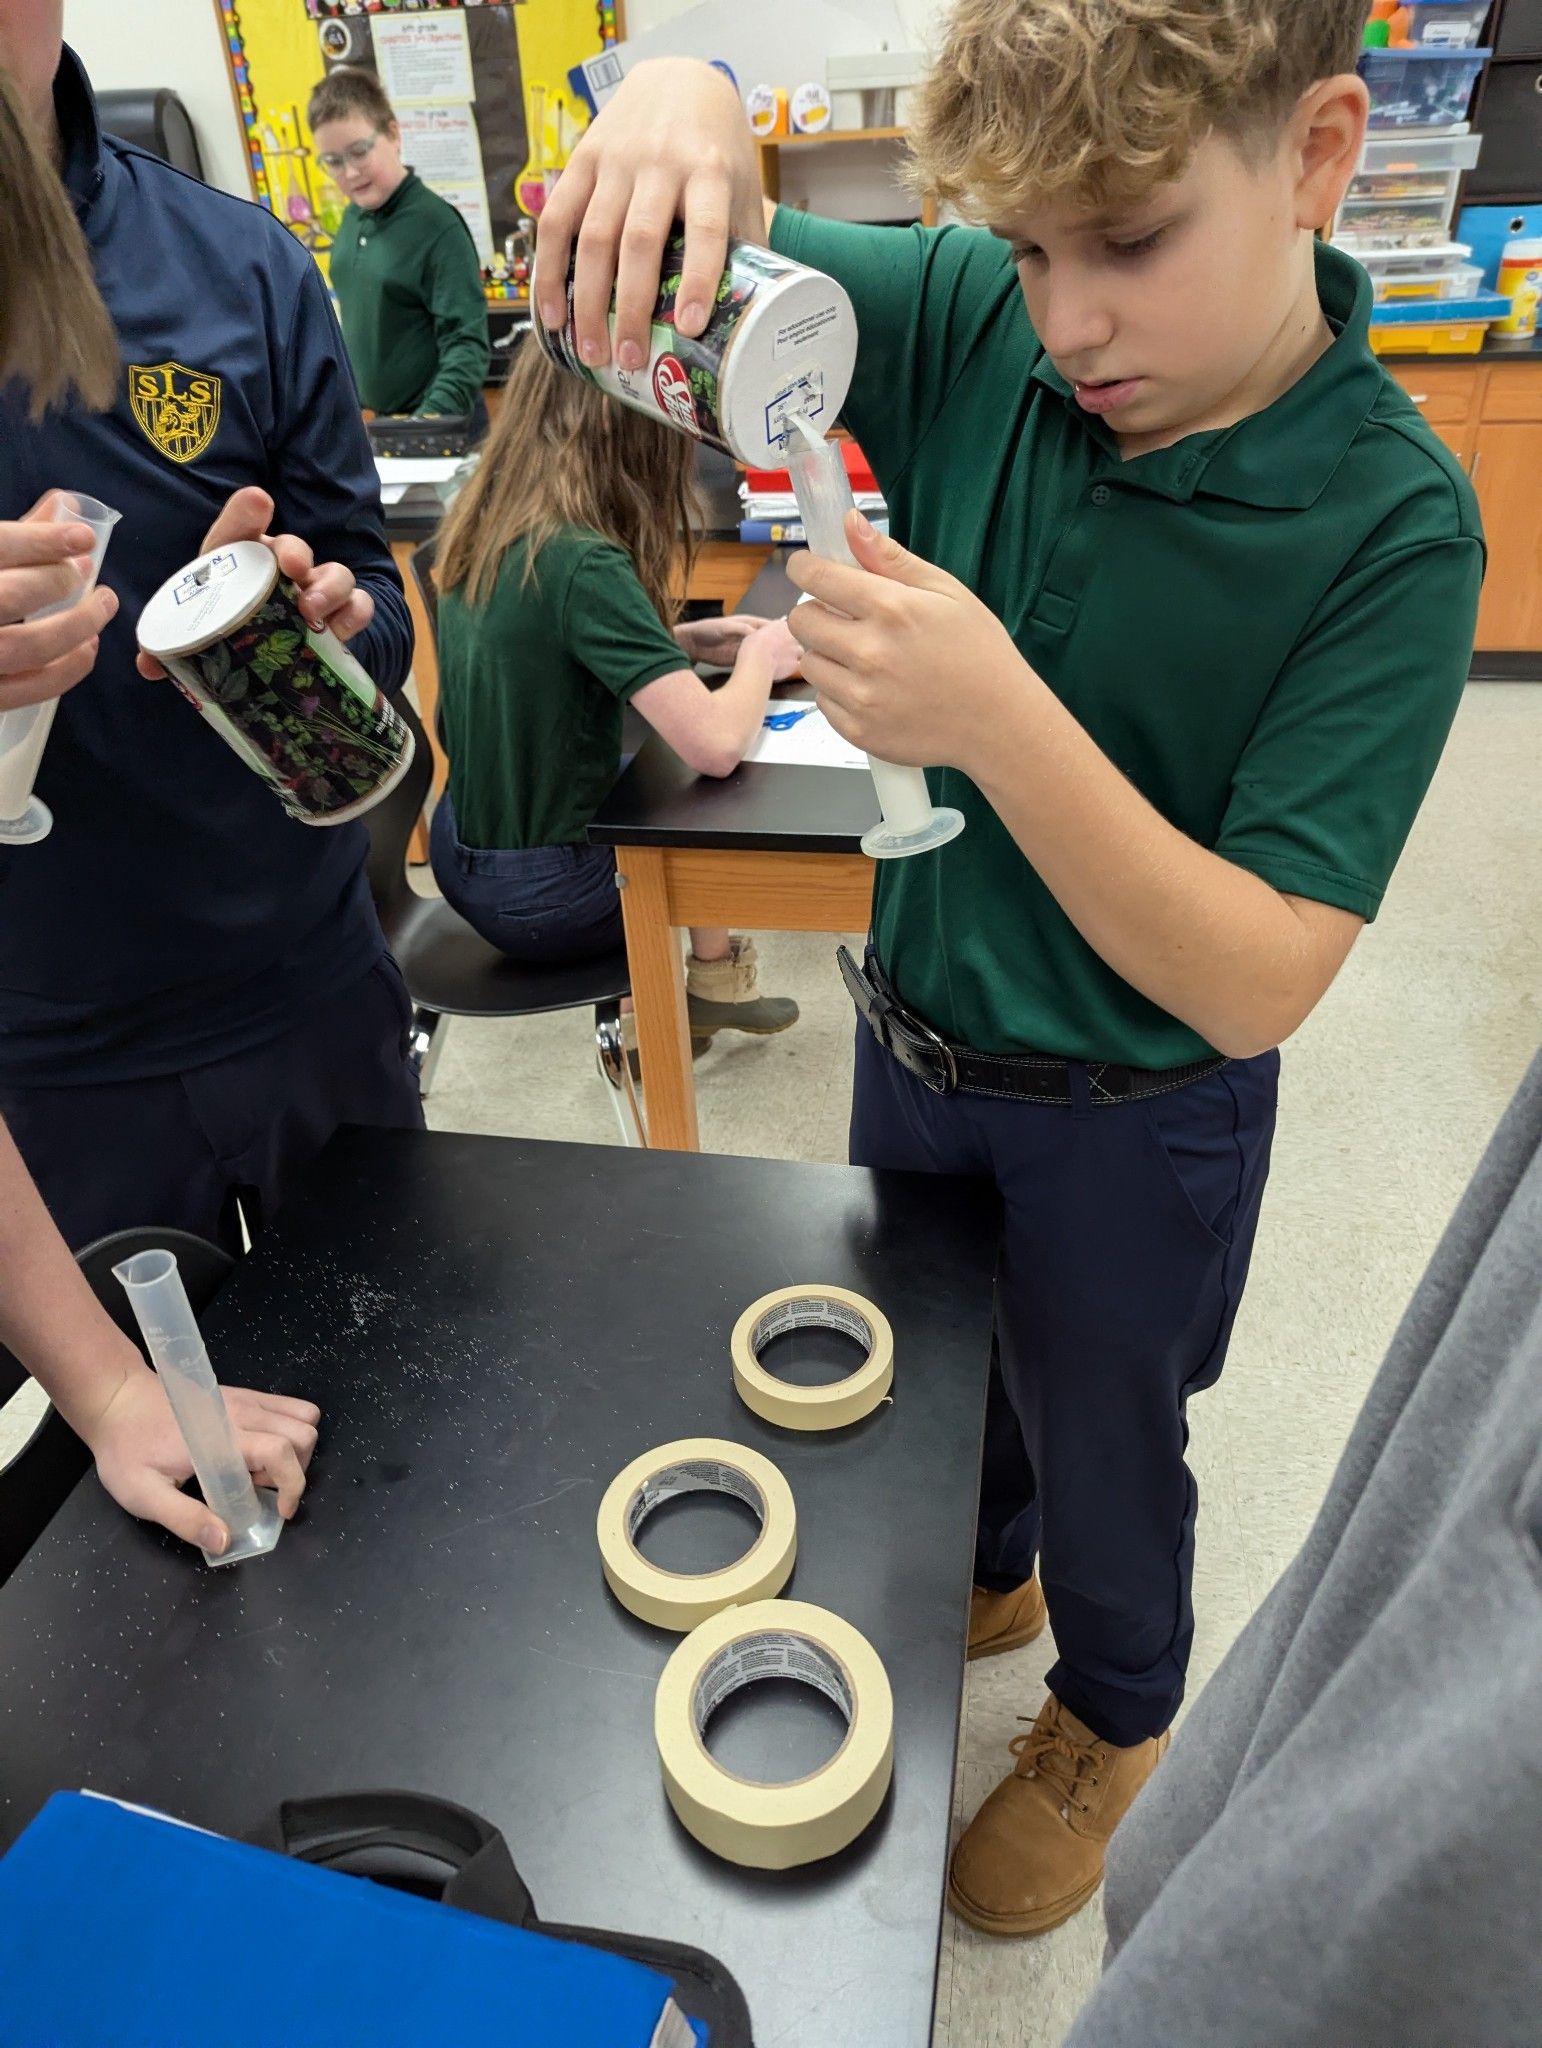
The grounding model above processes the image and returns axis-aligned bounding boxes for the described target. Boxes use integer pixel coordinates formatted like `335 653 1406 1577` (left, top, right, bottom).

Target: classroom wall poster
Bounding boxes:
395 101 487 195
371 12 475 105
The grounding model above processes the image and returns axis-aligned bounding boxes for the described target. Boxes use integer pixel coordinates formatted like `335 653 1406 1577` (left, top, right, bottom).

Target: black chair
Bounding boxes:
96 88 205 181
408 535 439 640
369 690 643 1140
0 1227 234 1586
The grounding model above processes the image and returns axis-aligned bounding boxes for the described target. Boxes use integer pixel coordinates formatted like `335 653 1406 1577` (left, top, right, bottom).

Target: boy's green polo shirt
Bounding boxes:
329 170 490 417
437 527 686 849
770 212 1484 1066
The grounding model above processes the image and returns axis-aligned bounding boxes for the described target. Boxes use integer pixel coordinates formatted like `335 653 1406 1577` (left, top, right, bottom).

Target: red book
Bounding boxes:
744 438 878 496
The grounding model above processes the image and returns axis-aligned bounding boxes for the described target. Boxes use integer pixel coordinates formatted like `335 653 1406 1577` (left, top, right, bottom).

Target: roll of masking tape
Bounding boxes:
655 1598 894 1869
596 1438 797 1630
731 1286 894 1431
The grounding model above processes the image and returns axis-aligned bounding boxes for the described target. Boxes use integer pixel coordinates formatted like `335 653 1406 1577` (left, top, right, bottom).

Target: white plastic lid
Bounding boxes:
1500 239 1542 261
136 540 279 660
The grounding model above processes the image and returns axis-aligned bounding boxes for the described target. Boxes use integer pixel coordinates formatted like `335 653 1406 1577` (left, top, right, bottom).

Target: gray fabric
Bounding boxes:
1065 1048 1542 2048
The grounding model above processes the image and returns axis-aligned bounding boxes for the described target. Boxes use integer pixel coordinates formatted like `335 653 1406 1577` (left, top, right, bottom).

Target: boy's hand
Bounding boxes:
534 59 762 373
0 496 119 712
787 514 1032 773
136 486 375 678
83 1359 320 1556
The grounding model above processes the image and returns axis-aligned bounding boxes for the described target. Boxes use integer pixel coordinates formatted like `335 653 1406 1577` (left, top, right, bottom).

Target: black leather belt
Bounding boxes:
838 945 1226 1105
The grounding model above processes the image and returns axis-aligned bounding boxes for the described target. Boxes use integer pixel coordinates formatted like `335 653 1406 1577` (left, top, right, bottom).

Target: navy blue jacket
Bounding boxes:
0 50 412 1084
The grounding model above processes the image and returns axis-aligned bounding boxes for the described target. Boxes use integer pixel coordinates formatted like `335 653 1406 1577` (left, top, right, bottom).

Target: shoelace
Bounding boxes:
1009 1717 1105 1821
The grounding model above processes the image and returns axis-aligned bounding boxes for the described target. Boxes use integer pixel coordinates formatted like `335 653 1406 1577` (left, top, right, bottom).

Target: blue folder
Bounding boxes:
0 1793 707 2047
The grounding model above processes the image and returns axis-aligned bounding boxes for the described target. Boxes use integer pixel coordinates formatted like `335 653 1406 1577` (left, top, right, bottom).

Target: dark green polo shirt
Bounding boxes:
329 170 490 417
437 527 686 849
771 211 1484 1065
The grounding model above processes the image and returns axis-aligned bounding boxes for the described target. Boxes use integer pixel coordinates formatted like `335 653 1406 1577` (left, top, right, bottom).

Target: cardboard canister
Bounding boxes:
538 231 857 467
137 541 413 827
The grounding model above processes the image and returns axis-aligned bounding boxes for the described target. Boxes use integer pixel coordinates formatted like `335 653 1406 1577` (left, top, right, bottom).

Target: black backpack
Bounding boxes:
245 1789 753 2044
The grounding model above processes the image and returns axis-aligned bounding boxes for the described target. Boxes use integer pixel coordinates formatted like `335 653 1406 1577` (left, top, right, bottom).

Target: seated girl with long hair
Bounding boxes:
431 343 801 1051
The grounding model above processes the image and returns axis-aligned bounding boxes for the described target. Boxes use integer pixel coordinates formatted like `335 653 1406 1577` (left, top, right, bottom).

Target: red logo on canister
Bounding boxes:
652 354 701 439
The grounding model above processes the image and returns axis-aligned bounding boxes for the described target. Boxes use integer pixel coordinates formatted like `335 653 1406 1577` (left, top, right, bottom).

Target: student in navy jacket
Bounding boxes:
0 21 423 1254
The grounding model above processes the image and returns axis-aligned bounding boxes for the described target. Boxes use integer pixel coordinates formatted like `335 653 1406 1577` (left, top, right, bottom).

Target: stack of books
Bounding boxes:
739 438 887 544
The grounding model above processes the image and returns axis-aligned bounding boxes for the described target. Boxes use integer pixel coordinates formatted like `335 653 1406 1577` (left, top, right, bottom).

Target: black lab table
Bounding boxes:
0 1128 997 2046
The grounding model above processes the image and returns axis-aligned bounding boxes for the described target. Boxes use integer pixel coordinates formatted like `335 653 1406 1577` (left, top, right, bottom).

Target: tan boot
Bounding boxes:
968 1577 1048 1660
685 936 799 1037
620 1010 712 1083
948 1695 1169 1937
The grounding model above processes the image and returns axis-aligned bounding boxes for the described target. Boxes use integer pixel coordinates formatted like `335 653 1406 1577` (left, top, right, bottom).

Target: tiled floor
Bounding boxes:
2 683 1536 2044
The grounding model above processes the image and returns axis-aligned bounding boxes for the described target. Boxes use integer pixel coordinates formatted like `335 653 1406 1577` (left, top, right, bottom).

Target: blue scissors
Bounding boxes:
763 705 814 731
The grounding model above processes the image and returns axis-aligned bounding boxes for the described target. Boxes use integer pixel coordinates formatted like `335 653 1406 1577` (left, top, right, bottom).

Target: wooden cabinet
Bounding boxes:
1470 422 1542 649
1386 359 1542 659
1389 364 1479 466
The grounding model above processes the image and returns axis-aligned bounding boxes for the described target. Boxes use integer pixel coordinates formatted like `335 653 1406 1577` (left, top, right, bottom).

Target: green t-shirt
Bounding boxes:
436 527 686 849
771 211 1485 1064
329 171 490 417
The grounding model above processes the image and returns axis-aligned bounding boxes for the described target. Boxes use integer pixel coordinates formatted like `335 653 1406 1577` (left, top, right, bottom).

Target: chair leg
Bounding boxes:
594 1002 647 1148
410 1007 450 1097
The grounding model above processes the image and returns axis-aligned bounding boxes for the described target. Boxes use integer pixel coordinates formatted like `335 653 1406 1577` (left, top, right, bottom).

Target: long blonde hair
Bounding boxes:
0 66 117 418
436 340 700 618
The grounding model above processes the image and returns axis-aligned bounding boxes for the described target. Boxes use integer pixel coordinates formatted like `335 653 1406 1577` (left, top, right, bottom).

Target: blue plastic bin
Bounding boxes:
1403 0 1492 46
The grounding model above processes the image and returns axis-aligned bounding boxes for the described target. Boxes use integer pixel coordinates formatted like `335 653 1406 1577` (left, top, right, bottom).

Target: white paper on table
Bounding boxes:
743 707 869 771
375 456 464 486
372 13 474 105
378 482 408 506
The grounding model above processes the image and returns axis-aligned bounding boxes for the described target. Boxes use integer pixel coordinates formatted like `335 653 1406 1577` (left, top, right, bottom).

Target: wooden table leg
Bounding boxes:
391 539 446 864
616 846 698 1151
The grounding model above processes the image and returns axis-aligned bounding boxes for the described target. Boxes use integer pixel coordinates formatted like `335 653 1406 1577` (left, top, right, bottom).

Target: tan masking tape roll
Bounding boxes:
731 1286 894 1431
596 1438 797 1631
655 1598 895 1870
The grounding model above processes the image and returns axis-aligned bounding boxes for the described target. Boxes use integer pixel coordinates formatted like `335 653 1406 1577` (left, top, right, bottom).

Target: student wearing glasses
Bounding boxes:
309 68 490 425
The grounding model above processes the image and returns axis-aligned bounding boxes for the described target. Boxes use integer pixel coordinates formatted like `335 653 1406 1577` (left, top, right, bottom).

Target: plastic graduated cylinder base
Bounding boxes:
0 797 53 847
204 1489 284 1569
861 805 966 861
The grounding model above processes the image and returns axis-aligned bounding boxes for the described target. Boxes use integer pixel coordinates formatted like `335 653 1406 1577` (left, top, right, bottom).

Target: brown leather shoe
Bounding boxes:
948 1695 1170 1937
967 1576 1048 1660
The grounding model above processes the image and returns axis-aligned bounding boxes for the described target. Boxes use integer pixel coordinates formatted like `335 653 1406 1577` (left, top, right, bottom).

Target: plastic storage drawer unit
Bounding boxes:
1336 195 1464 246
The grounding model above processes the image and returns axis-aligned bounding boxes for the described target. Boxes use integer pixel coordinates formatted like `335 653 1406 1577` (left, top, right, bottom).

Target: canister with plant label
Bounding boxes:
136 541 413 827
538 231 858 467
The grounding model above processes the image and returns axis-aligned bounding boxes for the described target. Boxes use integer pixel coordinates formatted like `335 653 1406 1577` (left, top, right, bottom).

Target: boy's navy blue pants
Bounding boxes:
849 1023 1279 1747
0 957 424 1257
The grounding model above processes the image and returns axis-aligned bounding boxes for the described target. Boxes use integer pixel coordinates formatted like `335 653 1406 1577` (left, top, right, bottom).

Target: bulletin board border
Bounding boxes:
217 1 269 206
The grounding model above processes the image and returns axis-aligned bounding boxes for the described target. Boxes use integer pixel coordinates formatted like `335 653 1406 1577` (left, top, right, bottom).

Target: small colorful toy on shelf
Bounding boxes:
1364 0 1492 46
1363 0 1413 48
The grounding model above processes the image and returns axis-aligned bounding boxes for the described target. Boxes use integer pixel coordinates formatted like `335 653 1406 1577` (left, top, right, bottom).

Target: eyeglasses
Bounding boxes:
317 135 381 174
